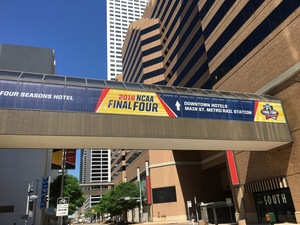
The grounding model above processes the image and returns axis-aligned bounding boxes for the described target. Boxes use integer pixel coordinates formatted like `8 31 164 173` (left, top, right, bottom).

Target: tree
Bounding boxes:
50 174 85 215
84 208 94 220
98 182 141 220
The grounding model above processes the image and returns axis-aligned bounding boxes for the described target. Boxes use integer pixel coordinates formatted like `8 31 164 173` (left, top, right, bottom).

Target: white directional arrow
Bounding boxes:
175 101 181 111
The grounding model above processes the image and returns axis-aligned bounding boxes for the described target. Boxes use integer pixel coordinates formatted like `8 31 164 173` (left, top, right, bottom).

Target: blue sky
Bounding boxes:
0 0 109 178
0 0 107 80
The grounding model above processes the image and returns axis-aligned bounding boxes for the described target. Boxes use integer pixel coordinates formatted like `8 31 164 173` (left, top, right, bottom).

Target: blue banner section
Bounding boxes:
0 80 101 112
0 79 285 122
159 93 256 121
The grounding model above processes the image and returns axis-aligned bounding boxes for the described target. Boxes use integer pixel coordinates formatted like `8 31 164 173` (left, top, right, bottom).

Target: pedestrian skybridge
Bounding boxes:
0 69 292 151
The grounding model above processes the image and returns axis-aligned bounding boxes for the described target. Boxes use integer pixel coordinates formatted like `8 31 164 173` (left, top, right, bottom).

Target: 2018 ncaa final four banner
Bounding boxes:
0 80 286 123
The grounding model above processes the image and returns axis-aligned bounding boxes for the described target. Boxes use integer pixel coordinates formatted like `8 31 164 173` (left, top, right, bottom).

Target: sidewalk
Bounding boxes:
136 221 191 225
98 221 191 225
89 221 298 225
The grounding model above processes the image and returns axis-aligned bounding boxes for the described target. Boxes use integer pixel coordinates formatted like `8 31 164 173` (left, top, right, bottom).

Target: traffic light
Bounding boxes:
118 197 125 203
28 186 33 194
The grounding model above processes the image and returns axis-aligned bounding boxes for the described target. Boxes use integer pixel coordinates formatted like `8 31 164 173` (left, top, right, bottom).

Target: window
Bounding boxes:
152 186 177 204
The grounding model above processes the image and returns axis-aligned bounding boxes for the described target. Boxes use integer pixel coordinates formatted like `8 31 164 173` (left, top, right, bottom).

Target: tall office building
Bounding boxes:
106 0 149 80
80 149 111 209
115 0 300 224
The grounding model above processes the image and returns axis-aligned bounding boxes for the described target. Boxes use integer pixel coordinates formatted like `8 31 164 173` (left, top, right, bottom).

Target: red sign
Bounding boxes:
226 150 240 186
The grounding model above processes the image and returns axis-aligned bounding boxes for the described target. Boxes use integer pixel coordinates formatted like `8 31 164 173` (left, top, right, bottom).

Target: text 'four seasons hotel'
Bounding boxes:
110 0 300 224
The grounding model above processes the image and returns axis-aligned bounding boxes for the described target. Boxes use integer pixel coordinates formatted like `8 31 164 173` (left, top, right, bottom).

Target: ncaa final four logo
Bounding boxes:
260 104 279 120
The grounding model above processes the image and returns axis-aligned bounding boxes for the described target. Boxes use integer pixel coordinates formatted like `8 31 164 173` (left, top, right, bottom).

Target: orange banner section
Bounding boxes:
95 88 177 117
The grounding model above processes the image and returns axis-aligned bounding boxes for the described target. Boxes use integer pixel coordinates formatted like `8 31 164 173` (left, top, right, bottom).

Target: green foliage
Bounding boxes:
84 208 94 218
97 182 141 217
50 174 85 215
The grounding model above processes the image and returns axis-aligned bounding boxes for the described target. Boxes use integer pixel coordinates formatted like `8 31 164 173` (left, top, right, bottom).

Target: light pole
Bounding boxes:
33 179 39 225
25 183 32 225
58 149 66 225
137 167 143 223
25 183 38 225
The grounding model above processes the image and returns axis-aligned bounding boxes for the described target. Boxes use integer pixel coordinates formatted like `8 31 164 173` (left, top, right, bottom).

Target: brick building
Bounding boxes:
112 0 300 224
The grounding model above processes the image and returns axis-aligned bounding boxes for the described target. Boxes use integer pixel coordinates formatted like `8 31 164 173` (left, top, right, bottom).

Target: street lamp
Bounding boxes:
30 195 39 200
137 168 143 223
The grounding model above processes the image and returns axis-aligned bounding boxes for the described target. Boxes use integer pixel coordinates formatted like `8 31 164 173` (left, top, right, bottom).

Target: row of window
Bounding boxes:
109 69 122 73
211 0 299 84
123 23 161 81
109 46 122 50
141 0 298 89
91 173 109 177
109 54 122 59
123 29 141 63
109 17 135 23
91 159 109 163
164 6 209 87
90 170 109 175
110 150 144 179
202 0 235 40
90 162 109 167
125 41 162 82
109 4 145 8
109 13 140 20
109 30 126 36
109 7 144 13
91 166 109 170
109 0 147 6
91 177 109 181
123 34 142 79
150 2 196 75
109 22 129 27
206 1 264 62
109 41 122 46
145 0 211 88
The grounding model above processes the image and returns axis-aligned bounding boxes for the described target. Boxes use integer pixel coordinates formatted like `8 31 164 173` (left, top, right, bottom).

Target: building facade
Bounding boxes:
106 0 149 80
116 0 300 224
0 43 56 225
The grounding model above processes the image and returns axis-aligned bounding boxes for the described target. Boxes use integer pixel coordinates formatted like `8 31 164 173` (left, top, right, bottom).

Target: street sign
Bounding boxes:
40 176 50 209
56 197 69 216
187 200 192 208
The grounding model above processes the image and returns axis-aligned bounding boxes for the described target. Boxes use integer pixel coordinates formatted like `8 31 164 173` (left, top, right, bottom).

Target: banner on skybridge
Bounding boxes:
0 80 286 123
95 88 286 123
